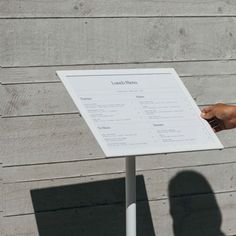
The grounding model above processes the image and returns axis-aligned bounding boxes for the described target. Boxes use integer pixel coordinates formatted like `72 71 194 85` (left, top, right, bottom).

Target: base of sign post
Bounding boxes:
126 156 136 236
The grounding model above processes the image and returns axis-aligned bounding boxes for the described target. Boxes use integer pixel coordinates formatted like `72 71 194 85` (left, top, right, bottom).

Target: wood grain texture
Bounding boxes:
2 193 236 236
3 163 236 216
2 82 77 117
0 164 2 212
0 84 5 116
1 113 235 166
0 212 3 236
1 60 236 84
0 164 2 181
1 0 236 235
0 182 2 213
1 0 236 18
3 147 236 183
2 201 163 236
2 75 236 117
1 18 236 67
0 116 5 164
0 114 104 166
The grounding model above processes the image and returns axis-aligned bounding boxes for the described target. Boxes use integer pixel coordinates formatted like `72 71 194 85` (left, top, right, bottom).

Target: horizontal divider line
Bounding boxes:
1 15 236 20
2 157 108 168
3 189 236 218
2 74 236 86
4 201 126 218
3 171 125 185
1 112 81 119
1 58 236 69
1 81 60 86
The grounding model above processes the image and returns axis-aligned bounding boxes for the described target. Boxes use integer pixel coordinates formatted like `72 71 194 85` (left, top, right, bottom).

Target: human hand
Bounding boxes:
201 103 236 132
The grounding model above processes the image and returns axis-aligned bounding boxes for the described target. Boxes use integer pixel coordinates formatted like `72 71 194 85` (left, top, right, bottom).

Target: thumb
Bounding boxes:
201 106 215 119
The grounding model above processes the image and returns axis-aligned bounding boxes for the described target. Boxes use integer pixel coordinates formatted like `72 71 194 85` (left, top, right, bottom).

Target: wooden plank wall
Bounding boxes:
1 1 236 235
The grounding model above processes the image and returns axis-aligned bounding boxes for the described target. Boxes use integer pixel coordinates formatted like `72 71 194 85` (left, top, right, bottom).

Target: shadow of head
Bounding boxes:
168 171 225 236
30 175 155 236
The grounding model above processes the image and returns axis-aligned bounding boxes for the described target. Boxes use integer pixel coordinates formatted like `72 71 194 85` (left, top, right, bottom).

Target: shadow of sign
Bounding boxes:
169 171 225 236
31 175 155 236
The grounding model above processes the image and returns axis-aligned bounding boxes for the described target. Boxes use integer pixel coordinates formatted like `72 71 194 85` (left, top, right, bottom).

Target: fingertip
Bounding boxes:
202 106 213 113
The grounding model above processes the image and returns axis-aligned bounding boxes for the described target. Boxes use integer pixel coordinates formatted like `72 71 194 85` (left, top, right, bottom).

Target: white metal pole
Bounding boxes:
126 156 136 236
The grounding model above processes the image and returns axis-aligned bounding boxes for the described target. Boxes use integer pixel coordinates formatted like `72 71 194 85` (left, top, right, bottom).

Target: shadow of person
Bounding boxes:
168 171 225 236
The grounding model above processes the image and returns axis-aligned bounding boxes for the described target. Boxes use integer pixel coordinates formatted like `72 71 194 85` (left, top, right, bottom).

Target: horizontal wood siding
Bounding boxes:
2 193 236 236
1 1 236 235
2 147 236 183
4 163 236 216
1 75 236 117
1 18 236 67
1 0 236 18
0 114 235 166
1 61 236 84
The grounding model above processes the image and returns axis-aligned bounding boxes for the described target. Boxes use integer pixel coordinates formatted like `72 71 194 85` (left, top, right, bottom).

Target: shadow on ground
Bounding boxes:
31 171 226 235
31 175 155 236
169 171 225 236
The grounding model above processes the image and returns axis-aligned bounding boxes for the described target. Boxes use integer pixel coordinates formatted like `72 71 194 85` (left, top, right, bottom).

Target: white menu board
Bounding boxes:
57 68 223 157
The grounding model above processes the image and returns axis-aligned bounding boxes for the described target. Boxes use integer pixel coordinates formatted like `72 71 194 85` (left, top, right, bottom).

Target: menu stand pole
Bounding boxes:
126 156 136 236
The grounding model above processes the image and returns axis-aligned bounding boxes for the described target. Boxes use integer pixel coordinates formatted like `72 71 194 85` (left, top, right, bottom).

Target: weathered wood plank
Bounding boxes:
0 114 104 166
0 84 5 116
2 75 236 117
3 163 236 216
1 113 235 166
2 201 161 236
3 147 236 183
0 164 4 213
1 0 236 18
2 192 235 236
0 182 2 213
2 82 77 117
1 18 236 67
0 212 3 236
0 164 3 213
0 116 5 163
0 164 2 180
1 60 236 84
